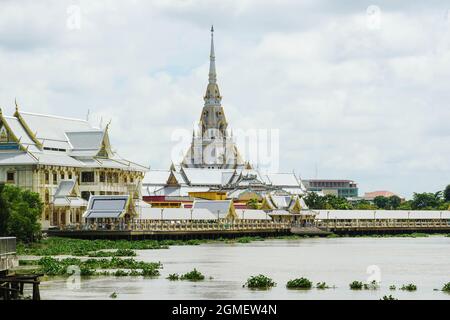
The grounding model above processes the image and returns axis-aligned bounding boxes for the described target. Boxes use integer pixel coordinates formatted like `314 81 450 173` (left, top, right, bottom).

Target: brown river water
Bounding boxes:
38 236 450 300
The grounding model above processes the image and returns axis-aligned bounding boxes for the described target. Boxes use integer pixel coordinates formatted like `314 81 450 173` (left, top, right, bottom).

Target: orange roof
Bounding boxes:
363 190 399 199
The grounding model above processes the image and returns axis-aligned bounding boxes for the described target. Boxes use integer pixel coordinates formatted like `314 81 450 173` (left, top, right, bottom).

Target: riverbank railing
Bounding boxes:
316 219 450 230
59 220 291 232
0 238 16 257
0 237 17 273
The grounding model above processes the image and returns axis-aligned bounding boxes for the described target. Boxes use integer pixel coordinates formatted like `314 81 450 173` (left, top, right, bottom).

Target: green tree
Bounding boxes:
324 194 352 210
354 200 377 210
373 196 389 209
303 192 326 209
444 185 450 202
388 195 401 209
0 184 42 243
397 200 412 210
411 192 442 210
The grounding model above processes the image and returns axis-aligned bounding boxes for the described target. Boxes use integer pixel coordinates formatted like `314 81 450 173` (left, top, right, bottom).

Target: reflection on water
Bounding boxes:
41 237 450 300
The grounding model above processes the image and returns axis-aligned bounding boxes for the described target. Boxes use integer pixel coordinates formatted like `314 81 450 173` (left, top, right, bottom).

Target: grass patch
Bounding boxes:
245 275 276 289
87 249 136 257
286 277 313 289
16 237 211 256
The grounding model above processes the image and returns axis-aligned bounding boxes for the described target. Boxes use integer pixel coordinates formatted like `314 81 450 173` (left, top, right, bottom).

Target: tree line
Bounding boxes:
303 185 450 211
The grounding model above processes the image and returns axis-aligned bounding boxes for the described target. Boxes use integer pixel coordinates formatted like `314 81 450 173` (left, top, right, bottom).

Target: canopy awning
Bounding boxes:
83 195 129 219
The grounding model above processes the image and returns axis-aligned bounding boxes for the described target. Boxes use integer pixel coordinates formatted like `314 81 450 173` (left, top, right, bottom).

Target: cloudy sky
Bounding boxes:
0 0 449 198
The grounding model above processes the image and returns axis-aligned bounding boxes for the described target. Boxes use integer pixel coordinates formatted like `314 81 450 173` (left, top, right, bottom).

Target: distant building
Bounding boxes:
303 179 358 198
363 190 403 201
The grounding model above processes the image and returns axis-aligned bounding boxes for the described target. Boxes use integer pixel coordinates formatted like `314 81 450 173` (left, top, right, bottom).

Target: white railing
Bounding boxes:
60 221 291 232
316 219 450 229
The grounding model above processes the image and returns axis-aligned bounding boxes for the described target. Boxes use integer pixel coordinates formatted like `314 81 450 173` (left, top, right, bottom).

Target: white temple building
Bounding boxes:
0 103 147 228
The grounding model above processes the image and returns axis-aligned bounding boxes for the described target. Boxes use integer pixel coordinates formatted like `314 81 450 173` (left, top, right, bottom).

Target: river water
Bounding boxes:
40 237 450 300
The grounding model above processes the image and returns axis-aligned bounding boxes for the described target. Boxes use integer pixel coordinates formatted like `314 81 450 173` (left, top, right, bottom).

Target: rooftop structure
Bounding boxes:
0 103 147 228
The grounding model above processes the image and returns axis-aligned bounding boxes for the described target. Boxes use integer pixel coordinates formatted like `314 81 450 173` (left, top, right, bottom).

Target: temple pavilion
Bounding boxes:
0 102 147 228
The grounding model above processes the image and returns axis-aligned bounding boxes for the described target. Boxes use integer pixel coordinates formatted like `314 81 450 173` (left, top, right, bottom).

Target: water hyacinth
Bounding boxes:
286 277 313 289
180 269 205 281
167 274 180 281
349 281 364 290
400 284 417 291
244 275 276 289
30 256 162 277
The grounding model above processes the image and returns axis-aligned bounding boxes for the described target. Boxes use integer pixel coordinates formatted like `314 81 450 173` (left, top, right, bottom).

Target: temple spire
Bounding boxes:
204 25 221 107
208 25 216 84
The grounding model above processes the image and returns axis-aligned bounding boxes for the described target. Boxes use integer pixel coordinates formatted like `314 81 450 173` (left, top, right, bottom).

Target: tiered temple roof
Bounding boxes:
0 106 147 172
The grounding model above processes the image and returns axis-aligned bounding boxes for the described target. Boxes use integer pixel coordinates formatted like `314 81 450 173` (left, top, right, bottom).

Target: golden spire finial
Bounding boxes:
15 98 19 112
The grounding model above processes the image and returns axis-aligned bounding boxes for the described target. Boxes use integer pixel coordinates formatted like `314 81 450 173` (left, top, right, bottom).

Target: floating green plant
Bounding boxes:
400 283 417 291
180 269 205 281
349 281 364 290
286 277 313 289
244 275 276 289
167 273 180 281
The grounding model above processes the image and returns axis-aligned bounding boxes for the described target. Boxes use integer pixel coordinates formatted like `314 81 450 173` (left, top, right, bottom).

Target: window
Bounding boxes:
53 172 57 185
81 172 95 183
99 172 105 183
81 191 91 201
6 171 15 183
68 172 72 180
113 173 119 183
60 173 65 180
45 172 49 184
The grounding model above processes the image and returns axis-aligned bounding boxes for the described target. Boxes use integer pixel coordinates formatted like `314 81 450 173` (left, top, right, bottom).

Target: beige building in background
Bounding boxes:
0 103 147 228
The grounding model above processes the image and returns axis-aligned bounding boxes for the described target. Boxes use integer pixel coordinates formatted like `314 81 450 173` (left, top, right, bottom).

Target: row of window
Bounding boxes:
40 171 135 185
